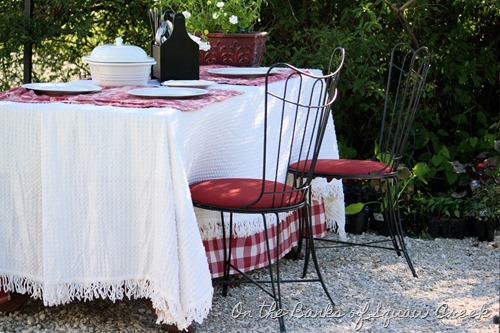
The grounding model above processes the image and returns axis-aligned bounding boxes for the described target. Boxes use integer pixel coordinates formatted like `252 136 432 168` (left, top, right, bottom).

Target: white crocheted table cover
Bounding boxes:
0 102 212 330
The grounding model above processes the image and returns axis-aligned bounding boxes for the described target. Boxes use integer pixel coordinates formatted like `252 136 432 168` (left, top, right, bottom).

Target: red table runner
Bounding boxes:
0 65 298 111
0 86 243 112
200 65 296 86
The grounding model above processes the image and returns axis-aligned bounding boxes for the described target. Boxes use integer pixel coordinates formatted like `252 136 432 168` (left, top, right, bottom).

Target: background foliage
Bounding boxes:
1 0 499 211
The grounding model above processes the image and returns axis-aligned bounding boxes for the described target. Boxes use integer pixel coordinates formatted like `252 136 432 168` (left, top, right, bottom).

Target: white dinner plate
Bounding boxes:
22 82 103 95
207 67 279 78
127 87 208 98
161 80 216 89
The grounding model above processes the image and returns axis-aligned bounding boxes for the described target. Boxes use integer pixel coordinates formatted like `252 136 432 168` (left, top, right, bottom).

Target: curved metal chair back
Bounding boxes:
287 44 432 279
376 43 431 174
251 48 345 211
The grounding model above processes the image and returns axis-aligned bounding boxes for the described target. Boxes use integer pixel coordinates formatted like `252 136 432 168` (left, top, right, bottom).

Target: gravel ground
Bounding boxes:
1 231 499 333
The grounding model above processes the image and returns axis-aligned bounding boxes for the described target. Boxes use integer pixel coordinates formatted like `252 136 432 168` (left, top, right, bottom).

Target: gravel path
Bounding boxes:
1 232 499 333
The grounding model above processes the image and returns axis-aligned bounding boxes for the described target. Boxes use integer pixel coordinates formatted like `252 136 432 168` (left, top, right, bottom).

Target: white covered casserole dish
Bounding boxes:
82 37 156 87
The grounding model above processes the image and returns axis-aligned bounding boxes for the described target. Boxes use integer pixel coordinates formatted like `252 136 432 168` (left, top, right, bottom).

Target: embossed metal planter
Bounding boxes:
200 32 268 67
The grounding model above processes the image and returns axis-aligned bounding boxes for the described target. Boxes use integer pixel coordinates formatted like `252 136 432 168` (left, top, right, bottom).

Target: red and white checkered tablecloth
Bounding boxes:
202 198 327 278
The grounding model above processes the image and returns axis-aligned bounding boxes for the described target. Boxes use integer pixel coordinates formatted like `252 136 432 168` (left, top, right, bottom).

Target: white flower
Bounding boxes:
229 15 238 25
189 34 211 51
182 11 191 19
216 2 225 8
212 13 219 19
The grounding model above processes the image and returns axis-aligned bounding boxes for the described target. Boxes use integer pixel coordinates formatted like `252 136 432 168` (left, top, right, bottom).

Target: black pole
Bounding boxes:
23 0 33 84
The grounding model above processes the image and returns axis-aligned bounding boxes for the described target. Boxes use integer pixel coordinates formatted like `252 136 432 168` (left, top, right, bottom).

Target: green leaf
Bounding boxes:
345 202 365 215
476 111 487 125
451 114 467 124
445 171 459 185
440 146 451 159
431 154 443 166
413 162 431 183
468 137 478 147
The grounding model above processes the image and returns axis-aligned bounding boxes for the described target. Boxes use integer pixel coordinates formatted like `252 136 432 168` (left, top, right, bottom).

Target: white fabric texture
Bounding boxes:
0 72 346 327
0 102 212 330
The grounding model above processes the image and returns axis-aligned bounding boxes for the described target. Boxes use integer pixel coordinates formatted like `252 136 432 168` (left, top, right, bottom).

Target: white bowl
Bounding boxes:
83 59 156 87
82 37 156 87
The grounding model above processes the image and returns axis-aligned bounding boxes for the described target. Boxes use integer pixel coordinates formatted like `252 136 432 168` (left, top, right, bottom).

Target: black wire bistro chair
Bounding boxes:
189 47 345 332
289 43 431 279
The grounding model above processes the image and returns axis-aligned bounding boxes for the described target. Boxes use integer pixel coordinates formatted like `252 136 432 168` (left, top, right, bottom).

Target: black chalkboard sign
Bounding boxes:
151 13 199 81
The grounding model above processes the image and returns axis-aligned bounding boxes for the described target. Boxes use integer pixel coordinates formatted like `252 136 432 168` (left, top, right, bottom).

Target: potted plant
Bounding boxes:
344 163 431 236
423 194 467 239
450 151 499 241
343 180 378 234
399 191 429 237
464 183 500 241
158 0 268 66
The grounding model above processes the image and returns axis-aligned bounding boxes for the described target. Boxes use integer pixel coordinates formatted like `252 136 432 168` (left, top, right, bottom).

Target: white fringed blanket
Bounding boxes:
0 102 213 330
0 73 346 328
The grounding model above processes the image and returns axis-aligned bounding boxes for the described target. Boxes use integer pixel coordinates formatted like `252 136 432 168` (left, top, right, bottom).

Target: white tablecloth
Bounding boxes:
0 73 345 329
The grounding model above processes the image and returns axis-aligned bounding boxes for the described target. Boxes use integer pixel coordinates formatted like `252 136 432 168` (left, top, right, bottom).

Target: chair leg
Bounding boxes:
273 213 286 332
304 203 336 307
262 213 286 332
386 179 418 278
380 179 402 256
291 176 305 260
393 202 418 277
295 209 305 259
221 212 234 297
300 205 312 279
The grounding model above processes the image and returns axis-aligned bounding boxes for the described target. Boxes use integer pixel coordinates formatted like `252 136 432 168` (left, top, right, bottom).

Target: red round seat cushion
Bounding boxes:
190 178 303 209
290 159 392 176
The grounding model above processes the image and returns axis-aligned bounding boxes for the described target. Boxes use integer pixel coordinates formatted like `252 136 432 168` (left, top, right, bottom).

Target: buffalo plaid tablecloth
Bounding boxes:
202 198 327 278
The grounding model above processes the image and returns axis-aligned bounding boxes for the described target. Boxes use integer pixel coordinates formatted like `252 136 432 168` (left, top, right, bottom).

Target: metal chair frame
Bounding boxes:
190 47 345 332
291 43 431 279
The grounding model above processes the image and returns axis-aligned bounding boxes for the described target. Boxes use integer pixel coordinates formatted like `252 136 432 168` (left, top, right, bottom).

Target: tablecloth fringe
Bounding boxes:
196 210 289 241
310 178 347 240
310 177 344 200
0 274 211 330
1 274 43 300
154 288 213 330
0 274 161 305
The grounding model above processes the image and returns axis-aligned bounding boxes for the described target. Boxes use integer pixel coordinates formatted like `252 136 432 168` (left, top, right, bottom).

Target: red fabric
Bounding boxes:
0 289 10 304
200 65 298 86
202 198 327 278
0 86 242 111
291 159 392 176
190 178 304 209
